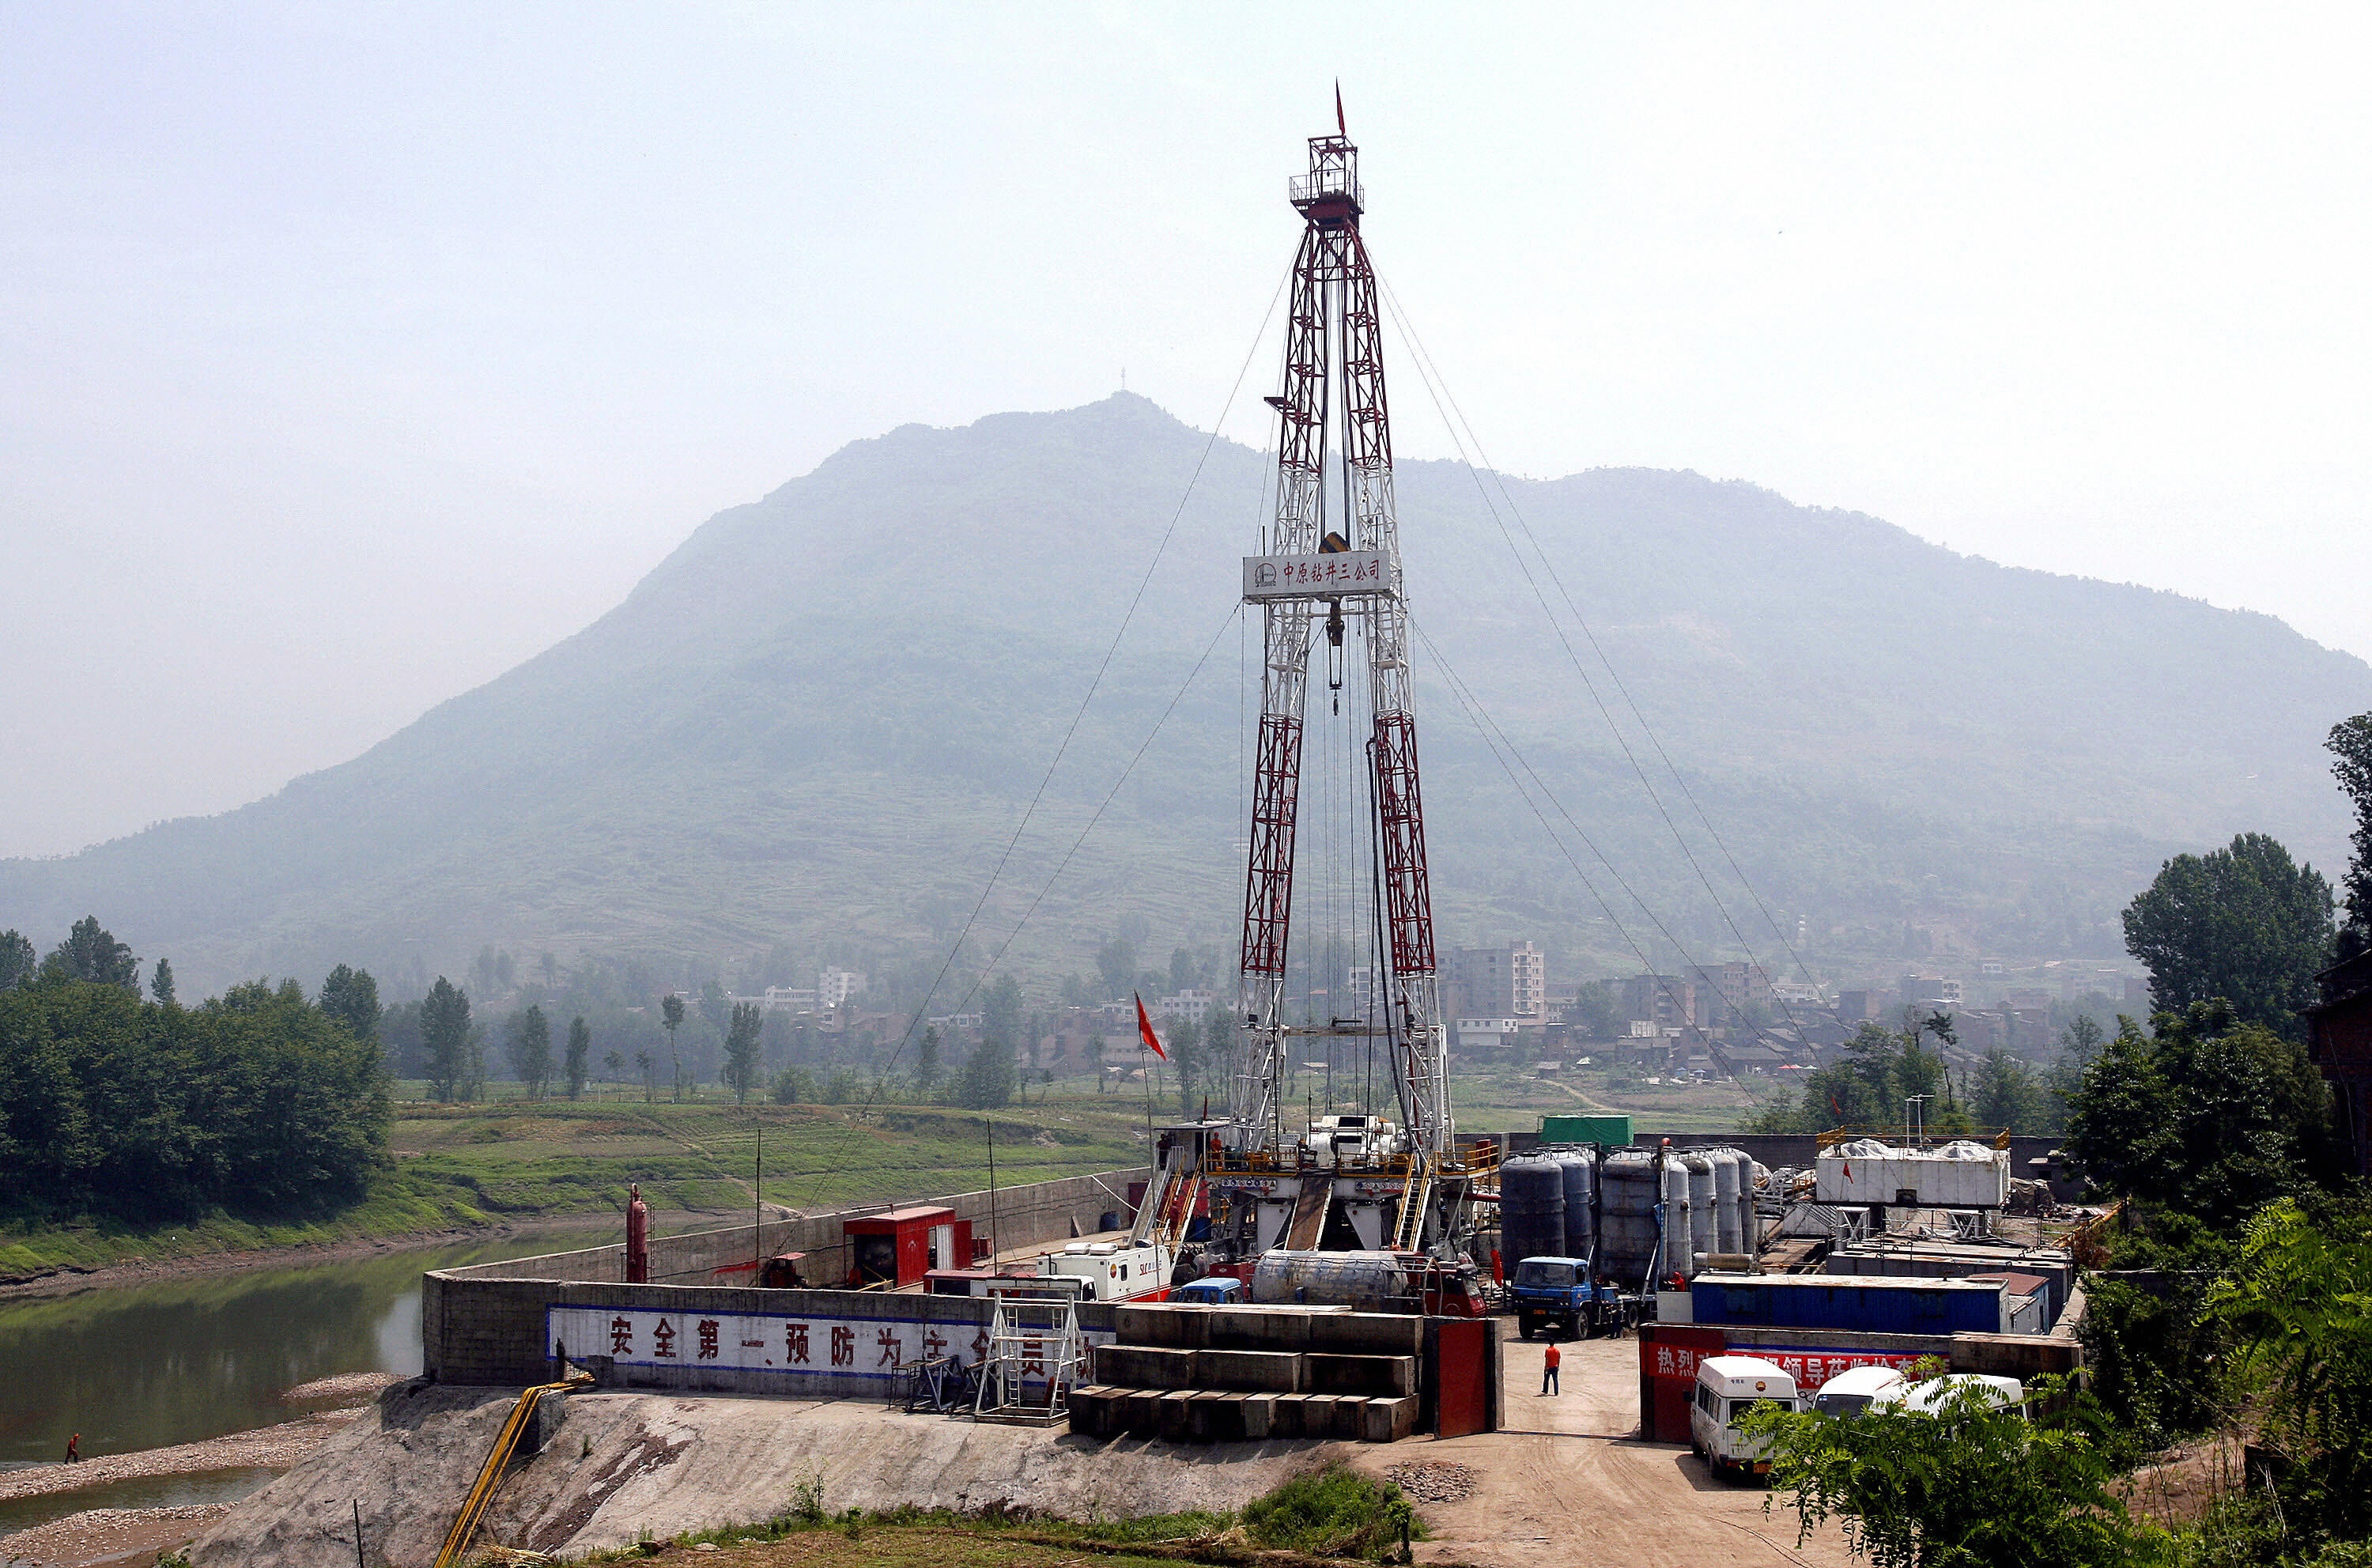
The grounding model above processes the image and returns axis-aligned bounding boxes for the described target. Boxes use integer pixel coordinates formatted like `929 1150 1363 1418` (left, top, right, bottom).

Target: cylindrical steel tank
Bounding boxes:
1683 1153 1716 1271
1554 1147 1596 1260
1498 1154 1567 1269
1709 1148 1744 1254
1660 1157 1694 1281
1599 1148 1659 1288
1249 1250 1412 1311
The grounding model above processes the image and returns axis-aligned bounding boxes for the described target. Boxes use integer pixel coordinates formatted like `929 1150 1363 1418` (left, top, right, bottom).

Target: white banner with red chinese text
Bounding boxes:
546 1304 1109 1388
1242 551 1389 599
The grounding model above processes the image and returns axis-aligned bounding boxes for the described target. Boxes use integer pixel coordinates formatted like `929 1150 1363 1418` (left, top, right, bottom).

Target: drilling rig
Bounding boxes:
1131 111 1494 1286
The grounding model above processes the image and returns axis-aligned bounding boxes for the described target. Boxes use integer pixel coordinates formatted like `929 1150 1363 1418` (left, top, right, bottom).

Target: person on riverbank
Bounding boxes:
65 1433 81 1463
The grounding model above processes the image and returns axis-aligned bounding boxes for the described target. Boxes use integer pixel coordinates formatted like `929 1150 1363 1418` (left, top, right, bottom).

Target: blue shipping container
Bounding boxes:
1690 1274 2005 1336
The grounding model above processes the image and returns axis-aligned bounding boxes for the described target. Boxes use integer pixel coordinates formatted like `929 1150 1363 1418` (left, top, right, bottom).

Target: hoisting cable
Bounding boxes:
1408 614 1774 1053
1376 271 1816 1040
863 263 1294 1105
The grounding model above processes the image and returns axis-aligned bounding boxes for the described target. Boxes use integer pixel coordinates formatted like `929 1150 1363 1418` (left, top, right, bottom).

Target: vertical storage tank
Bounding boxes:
1683 1152 1717 1268
1738 1159 1762 1254
1709 1147 1744 1254
1660 1156 1695 1281
1499 1154 1566 1268
1554 1147 1596 1261
1599 1148 1658 1288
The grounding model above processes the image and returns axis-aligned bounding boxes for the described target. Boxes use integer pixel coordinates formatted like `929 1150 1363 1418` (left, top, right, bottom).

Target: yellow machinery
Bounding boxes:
432 1373 591 1568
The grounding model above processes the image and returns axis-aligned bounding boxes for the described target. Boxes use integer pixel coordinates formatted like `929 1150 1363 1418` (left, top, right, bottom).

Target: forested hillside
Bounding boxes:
5 393 2367 996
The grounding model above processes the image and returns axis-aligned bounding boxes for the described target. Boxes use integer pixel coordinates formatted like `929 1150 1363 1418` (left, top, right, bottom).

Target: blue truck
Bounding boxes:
1509 1256 1643 1340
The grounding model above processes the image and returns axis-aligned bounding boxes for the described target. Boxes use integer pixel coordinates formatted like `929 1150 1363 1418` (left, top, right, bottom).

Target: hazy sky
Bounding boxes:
6 5 2370 859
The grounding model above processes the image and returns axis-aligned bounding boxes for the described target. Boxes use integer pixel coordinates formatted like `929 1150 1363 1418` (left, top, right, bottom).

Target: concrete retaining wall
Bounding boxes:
441 1167 1150 1290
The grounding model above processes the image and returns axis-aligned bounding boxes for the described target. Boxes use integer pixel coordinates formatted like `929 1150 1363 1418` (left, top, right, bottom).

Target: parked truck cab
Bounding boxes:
1509 1256 1637 1339
1690 1355 1800 1480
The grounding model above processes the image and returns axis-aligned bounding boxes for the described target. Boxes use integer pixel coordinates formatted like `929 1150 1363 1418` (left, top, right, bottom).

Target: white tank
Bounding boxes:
1660 1157 1695 1281
1709 1147 1744 1254
1683 1153 1717 1266
1599 1149 1659 1288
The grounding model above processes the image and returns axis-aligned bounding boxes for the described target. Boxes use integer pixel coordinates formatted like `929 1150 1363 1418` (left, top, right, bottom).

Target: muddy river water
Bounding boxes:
0 1229 592 1535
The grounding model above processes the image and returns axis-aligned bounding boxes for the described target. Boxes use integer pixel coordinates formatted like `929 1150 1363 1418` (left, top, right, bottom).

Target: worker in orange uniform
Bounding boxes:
1540 1339 1561 1396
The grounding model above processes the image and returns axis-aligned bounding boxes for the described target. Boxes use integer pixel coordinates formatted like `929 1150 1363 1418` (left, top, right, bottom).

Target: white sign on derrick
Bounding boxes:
1242 550 1391 600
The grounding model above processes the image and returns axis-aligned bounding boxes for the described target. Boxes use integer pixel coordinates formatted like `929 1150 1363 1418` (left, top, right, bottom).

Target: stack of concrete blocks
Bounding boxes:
1068 1305 1421 1444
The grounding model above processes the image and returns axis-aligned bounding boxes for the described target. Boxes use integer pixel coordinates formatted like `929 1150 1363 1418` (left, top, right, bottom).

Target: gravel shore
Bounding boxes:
0 1409 368 1507
0 1503 232 1568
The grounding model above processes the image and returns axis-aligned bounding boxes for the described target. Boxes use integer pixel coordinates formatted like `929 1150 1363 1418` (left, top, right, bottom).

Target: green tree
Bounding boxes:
954 1034 1015 1109
148 957 176 1007
2122 832 2332 1040
723 1001 764 1103
2331 712 2372 958
1572 980 1620 1040
504 1004 553 1098
914 1026 942 1099
565 1016 591 1100
40 917 138 991
1090 1034 1108 1092
699 977 730 1030
1095 938 1135 1001
634 1048 655 1103
1743 1374 2150 1568
1970 1047 2045 1134
772 1064 814 1104
1168 1015 1207 1115
2203 1196 2372 1544
318 964 378 1041
421 977 472 1102
660 992 686 1102
2066 1002 2336 1226
602 1045 623 1096
0 931 35 992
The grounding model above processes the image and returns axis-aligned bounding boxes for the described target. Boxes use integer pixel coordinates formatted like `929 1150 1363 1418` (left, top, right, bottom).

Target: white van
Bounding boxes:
1874 1373 2025 1417
1689 1355 1800 1479
1811 1364 1906 1416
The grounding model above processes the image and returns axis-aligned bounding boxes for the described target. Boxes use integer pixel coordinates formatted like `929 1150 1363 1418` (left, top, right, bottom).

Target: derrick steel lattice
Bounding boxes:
1237 123 1450 1169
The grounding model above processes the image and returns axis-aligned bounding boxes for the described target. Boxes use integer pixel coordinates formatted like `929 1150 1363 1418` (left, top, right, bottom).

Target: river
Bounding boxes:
0 1227 599 1536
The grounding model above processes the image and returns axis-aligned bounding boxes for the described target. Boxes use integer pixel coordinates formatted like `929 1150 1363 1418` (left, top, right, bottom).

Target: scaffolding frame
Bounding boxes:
971 1295 1086 1426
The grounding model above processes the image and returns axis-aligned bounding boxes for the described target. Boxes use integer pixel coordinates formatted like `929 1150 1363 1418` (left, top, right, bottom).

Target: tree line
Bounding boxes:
0 919 390 1222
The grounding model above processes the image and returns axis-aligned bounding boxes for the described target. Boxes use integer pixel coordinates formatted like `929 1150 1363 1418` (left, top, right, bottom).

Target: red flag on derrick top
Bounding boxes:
1134 992 1168 1060
1335 80 1345 135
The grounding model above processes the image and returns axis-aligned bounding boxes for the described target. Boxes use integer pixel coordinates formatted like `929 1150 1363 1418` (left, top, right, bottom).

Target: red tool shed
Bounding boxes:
844 1207 972 1288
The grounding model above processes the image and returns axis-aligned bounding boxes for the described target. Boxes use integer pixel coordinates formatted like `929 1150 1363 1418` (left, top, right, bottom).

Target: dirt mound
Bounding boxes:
187 1384 1342 1568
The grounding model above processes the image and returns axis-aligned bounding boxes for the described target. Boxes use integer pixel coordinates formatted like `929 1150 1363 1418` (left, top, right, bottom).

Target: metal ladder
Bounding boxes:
972 1295 1086 1426
1392 1153 1433 1252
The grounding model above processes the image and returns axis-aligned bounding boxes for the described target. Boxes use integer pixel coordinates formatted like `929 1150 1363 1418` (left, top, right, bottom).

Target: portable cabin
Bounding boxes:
1690 1271 2014 1336
844 1206 972 1288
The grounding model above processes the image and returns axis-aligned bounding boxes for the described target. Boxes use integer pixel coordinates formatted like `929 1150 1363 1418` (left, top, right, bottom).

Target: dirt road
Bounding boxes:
1348 1333 1856 1568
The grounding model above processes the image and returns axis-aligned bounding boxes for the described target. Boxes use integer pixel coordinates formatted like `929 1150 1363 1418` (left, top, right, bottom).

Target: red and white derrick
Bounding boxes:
1235 127 1452 1172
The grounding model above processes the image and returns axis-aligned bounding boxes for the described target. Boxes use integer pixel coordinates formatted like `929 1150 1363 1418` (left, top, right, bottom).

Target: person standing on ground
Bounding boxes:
1540 1340 1561 1396
65 1433 81 1463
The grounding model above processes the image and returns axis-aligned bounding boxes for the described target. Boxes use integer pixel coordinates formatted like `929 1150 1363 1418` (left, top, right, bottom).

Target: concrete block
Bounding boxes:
1186 1391 1235 1442
1157 1390 1197 1442
1096 1345 1199 1387
1115 1304 1210 1348
1309 1312 1426 1357
1360 1396 1418 1442
1067 1387 1113 1438
1267 1392 1312 1438
1199 1349 1305 1392
1305 1354 1418 1396
1122 1389 1165 1438
1207 1308 1314 1351
1239 1393 1275 1441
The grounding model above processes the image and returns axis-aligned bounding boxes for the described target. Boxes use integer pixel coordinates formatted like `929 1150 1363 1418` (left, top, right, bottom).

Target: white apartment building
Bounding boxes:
819 969 868 1008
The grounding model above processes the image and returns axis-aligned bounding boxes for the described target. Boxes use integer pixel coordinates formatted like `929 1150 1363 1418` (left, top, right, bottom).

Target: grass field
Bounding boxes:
2 1059 1773 1279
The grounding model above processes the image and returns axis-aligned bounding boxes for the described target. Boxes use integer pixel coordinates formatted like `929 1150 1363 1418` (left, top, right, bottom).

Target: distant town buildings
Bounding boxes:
1444 942 1546 1023
819 968 867 1008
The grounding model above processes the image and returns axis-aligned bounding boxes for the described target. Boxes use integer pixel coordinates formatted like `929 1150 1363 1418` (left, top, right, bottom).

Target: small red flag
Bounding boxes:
1335 81 1346 136
1134 992 1168 1060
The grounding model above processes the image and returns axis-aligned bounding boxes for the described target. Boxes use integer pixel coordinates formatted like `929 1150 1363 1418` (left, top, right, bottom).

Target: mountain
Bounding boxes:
6 393 2368 997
